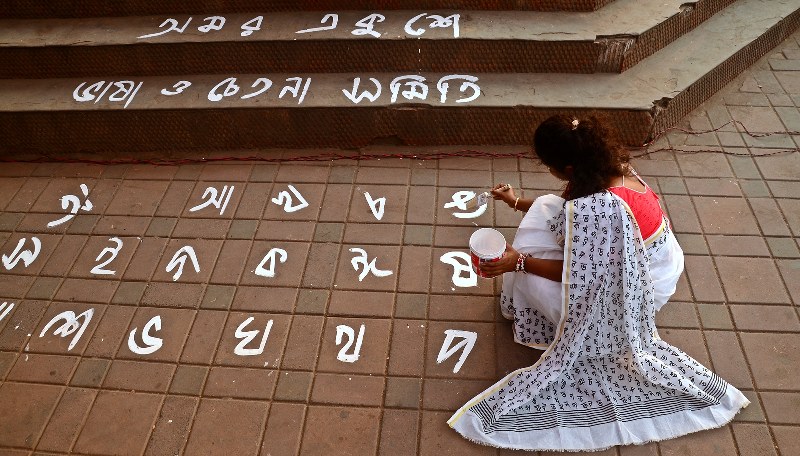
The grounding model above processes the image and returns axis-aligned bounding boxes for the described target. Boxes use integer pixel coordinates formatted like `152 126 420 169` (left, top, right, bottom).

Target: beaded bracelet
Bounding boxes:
515 253 528 273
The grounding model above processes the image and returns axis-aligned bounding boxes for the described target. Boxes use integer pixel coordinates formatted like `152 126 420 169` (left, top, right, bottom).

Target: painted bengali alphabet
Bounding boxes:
439 251 478 288
39 309 94 351
437 74 481 103
90 237 123 276
255 248 288 278
137 12 463 40
2 237 41 270
0 302 14 322
166 246 201 282
198 16 226 33
137 17 193 39
364 192 386 221
352 13 385 38
189 185 235 215
349 248 393 282
341 75 481 105
335 324 365 363
279 77 312 104
342 77 382 104
234 317 274 356
405 13 461 38
208 77 241 102
296 13 338 34
161 80 192 96
389 75 428 103
241 78 273 100
47 183 93 227
444 190 487 219
437 329 477 373
272 184 309 213
73 80 143 108
128 315 163 355
240 15 264 37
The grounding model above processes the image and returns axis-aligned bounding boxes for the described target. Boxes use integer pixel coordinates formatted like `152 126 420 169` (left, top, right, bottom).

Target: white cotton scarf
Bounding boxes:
450 191 748 451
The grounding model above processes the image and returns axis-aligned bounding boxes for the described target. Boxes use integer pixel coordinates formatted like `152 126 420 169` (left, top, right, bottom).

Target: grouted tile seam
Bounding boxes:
7 172 126 453
413 159 440 456
732 63 800 326
295 160 352 456
665 143 740 456
68 167 180 456
368 161 414 456
696 132 787 455
175 161 264 456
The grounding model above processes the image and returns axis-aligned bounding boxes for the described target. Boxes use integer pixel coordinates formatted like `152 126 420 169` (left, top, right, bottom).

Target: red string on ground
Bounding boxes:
1 121 797 165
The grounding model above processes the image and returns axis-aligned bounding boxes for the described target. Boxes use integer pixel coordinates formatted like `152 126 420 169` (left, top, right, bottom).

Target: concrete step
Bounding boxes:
0 0 614 18
1 0 798 154
0 0 735 77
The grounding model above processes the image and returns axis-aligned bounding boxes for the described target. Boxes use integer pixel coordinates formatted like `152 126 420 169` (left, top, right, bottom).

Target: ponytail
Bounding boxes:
533 114 629 200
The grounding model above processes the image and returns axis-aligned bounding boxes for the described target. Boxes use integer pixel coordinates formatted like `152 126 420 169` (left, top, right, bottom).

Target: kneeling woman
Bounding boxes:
449 115 748 451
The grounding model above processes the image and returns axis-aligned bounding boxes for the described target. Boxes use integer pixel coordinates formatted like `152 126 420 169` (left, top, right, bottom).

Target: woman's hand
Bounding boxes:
478 244 520 278
490 183 516 208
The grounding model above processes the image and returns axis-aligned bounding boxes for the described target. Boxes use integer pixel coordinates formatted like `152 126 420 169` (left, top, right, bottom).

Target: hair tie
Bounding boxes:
571 119 579 130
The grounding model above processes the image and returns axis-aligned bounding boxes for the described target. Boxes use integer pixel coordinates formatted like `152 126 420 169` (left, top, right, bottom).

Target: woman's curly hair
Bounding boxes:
533 114 630 200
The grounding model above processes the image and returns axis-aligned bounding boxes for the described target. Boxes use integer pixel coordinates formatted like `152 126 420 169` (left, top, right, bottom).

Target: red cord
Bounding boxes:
1 120 796 166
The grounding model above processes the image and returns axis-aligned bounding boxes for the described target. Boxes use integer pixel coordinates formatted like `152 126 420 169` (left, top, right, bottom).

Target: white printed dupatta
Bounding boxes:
449 192 748 451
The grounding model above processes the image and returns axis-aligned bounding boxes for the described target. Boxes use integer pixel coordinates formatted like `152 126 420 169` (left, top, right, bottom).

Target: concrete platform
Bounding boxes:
0 0 615 18
2 26 800 455
1 0 798 153
0 0 734 76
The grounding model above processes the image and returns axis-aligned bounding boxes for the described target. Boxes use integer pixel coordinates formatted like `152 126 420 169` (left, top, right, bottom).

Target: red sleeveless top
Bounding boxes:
608 175 665 240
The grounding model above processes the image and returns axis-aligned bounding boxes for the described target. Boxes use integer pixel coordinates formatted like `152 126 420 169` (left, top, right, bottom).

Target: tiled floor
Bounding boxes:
2 30 800 456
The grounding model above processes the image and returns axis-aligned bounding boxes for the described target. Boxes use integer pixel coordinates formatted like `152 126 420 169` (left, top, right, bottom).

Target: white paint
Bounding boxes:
39 308 94 351
240 16 263 37
72 81 141 108
335 324 365 363
73 81 106 102
352 13 385 38
439 251 477 288
279 77 311 104
166 246 200 281
208 77 240 102
444 190 487 219
296 13 338 34
405 14 460 38
137 17 193 39
364 192 386 221
198 16 226 33
161 80 192 96
271 184 309 213
107 81 144 109
241 78 273 100
255 248 288 278
90 237 123 276
349 247 393 282
436 329 477 373
0 302 14 322
342 77 382 104
48 183 93 227
2 237 41 270
234 317 273 356
437 75 480 103
127 315 163 355
189 185 235 215
389 75 428 103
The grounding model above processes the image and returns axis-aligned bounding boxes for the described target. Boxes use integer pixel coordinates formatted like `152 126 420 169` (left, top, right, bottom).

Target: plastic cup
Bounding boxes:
469 228 506 278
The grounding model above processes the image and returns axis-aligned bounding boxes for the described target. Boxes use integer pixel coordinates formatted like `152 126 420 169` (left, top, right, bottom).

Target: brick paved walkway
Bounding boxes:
1 30 800 456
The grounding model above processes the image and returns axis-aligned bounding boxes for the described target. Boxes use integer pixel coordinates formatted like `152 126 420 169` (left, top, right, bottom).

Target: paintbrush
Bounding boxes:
465 184 511 210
